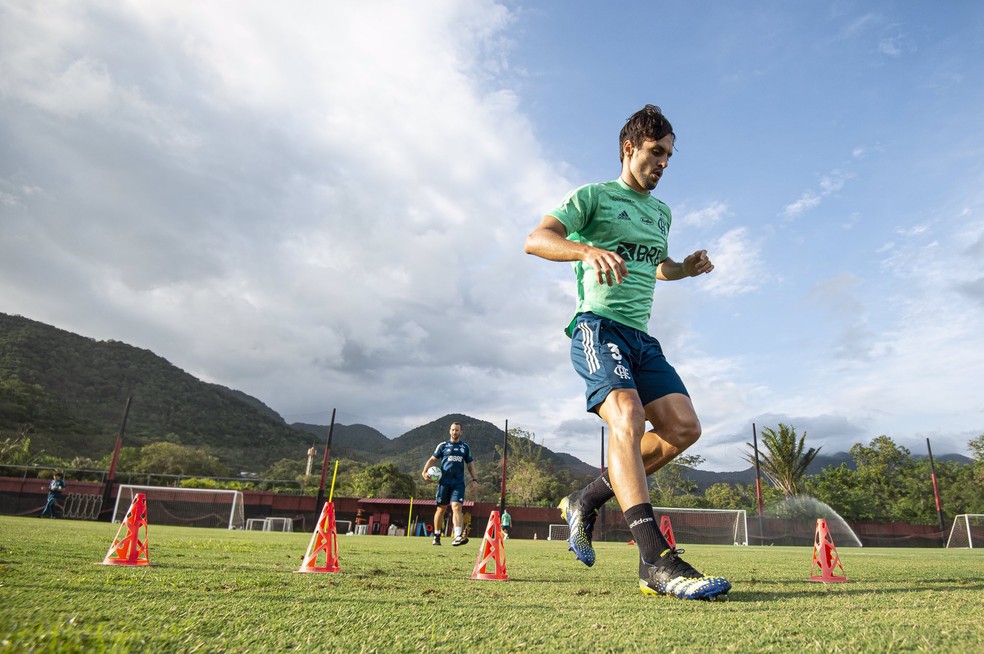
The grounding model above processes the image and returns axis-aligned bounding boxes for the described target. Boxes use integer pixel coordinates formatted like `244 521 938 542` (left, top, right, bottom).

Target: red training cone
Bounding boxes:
102 492 150 566
808 518 847 582
472 510 509 581
659 515 677 549
297 501 340 573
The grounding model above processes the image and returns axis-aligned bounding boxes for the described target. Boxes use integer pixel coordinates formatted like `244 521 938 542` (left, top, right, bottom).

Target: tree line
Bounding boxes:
3 423 981 526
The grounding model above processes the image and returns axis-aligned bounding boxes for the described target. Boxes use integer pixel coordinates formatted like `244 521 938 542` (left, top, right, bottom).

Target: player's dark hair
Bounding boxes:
619 104 675 161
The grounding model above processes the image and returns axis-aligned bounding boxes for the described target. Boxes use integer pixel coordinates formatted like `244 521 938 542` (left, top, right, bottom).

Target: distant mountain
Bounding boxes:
292 422 391 458
388 414 596 475
293 414 597 476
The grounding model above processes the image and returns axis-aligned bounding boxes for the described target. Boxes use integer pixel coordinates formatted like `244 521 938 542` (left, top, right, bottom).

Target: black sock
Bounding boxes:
624 503 671 565
579 472 615 512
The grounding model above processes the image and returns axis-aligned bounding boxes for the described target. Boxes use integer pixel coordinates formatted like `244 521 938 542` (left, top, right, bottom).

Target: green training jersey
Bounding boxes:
548 178 672 336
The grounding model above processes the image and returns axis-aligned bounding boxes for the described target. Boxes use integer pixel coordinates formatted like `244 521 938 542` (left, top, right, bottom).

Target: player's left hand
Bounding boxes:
683 250 714 276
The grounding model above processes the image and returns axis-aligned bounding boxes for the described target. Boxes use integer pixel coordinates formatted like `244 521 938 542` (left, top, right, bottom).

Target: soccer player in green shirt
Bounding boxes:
524 104 731 601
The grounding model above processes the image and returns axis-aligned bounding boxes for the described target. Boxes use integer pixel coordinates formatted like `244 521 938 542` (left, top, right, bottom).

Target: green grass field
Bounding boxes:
1 515 981 653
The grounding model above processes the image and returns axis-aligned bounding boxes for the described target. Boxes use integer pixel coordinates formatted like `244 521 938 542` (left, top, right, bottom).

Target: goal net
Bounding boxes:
112 485 245 530
654 508 748 546
945 514 984 548
547 524 569 541
548 508 748 545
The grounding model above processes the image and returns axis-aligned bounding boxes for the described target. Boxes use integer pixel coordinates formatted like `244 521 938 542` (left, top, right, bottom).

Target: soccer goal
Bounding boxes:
112 485 245 530
654 508 748 546
547 524 570 541
263 517 293 532
945 514 984 548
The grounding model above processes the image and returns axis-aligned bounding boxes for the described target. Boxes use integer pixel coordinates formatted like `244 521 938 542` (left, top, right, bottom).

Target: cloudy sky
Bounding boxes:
2 1 983 471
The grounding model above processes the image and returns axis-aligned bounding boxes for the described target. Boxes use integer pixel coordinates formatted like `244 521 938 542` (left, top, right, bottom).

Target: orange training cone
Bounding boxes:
809 518 847 582
472 510 509 581
298 501 340 573
102 492 150 566
659 515 677 549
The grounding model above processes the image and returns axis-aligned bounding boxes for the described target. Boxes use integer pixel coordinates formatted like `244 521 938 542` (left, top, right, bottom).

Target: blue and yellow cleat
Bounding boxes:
639 550 731 601
558 492 597 567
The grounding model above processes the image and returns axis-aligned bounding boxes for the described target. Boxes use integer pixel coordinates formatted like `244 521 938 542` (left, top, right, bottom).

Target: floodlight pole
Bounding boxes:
315 408 336 510
100 396 132 520
499 420 508 514
926 438 946 546
752 423 765 543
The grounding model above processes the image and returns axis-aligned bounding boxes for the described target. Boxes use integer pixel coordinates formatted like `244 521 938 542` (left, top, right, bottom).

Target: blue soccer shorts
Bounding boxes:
435 481 466 506
570 312 689 413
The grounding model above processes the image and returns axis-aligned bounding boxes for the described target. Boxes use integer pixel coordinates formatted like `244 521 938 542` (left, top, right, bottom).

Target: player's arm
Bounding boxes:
656 249 714 281
524 215 628 286
467 461 478 486
421 456 439 481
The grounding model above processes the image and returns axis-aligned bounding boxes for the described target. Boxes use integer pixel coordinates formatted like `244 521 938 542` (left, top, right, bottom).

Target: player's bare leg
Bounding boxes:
598 390 730 600
451 501 469 546
561 392 698 565
599 389 652 510
432 505 447 545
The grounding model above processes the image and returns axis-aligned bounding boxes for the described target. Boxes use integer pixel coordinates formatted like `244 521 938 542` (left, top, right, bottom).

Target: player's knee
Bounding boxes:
607 413 647 446
665 419 701 448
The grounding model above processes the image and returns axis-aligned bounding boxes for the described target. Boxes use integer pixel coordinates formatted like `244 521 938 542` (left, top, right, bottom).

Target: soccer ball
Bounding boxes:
426 466 442 482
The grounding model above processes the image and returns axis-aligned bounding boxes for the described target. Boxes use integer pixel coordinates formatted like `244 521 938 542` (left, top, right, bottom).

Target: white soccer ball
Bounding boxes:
426 466 442 482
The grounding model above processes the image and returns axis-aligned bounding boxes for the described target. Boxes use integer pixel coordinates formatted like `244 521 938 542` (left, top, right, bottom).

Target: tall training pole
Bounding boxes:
752 423 765 543
499 420 508 514
101 396 132 520
316 408 336 510
926 438 946 546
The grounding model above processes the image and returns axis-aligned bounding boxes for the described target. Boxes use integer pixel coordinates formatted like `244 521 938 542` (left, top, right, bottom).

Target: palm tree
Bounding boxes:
743 423 820 497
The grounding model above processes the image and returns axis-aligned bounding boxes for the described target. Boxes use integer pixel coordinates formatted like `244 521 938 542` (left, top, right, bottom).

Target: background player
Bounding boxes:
421 421 479 546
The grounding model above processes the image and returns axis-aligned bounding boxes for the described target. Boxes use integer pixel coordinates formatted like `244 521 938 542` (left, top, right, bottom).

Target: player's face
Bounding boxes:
623 134 673 193
449 424 462 441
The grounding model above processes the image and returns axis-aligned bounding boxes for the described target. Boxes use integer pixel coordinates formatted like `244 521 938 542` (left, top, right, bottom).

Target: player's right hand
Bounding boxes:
584 247 628 286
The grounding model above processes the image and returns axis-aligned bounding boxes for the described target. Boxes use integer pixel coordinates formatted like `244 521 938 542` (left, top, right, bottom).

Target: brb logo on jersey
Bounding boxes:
616 242 664 267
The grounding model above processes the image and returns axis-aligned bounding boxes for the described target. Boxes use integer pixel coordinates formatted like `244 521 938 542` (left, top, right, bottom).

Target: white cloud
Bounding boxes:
679 201 728 228
782 169 853 218
700 227 764 297
783 191 821 218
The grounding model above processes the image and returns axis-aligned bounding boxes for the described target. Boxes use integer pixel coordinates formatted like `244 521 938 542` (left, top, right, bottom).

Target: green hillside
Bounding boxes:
0 313 309 471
